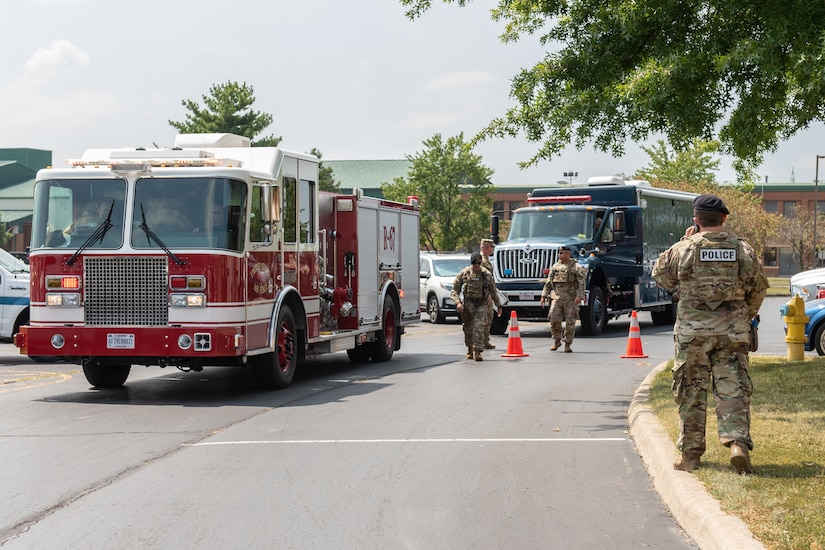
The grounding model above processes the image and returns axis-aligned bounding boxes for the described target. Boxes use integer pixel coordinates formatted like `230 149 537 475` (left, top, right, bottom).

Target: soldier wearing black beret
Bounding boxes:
652 193 768 474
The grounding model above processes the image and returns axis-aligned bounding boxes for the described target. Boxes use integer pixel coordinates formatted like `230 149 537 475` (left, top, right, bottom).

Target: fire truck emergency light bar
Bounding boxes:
527 195 593 204
68 158 231 169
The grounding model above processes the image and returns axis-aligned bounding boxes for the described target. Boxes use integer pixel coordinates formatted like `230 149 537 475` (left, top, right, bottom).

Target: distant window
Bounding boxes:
784 201 797 218
764 247 777 267
508 201 522 220
763 200 778 213
493 201 505 218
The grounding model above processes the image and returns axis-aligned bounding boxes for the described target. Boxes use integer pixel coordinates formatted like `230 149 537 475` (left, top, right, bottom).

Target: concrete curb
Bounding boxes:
629 362 765 550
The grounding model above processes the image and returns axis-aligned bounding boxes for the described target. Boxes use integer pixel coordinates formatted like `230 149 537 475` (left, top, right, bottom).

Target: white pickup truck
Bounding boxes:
0 248 29 341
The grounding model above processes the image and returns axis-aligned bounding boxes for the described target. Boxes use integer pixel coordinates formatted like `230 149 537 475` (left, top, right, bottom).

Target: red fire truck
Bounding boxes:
14 133 421 389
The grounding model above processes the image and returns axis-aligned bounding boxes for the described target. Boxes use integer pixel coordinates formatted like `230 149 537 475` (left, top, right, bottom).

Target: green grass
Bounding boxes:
767 277 790 297
649 356 825 550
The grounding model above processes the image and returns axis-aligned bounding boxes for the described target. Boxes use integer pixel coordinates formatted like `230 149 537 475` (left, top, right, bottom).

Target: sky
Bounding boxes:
2 0 824 186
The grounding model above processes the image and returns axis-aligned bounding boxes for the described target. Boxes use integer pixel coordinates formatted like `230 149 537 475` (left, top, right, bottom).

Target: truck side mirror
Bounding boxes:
490 215 500 244
613 211 626 242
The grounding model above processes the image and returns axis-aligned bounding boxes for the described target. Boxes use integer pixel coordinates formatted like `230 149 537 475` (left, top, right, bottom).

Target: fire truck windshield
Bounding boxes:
131 177 246 251
30 176 247 252
30 178 127 250
507 210 597 242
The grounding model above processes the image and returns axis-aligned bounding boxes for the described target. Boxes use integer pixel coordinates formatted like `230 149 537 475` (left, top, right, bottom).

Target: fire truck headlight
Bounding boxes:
170 293 206 307
50 334 65 349
178 334 192 350
46 293 81 307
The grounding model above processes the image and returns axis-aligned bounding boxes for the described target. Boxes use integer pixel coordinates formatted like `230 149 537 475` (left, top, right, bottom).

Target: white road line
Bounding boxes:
189 437 627 446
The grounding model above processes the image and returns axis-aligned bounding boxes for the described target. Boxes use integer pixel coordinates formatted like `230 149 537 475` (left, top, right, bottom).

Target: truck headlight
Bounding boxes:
170 293 206 307
46 293 81 307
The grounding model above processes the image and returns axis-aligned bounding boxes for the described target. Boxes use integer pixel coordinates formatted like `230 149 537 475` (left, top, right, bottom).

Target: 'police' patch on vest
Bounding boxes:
699 249 737 261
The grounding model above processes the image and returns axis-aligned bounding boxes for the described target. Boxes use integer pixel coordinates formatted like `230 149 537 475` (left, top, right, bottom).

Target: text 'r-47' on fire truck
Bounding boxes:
14 133 421 390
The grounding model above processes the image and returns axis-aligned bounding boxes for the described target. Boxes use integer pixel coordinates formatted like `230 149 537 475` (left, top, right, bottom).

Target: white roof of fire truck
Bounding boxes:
50 133 317 178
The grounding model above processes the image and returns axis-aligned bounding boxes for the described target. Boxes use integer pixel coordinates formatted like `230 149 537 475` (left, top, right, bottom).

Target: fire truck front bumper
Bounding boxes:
14 325 247 363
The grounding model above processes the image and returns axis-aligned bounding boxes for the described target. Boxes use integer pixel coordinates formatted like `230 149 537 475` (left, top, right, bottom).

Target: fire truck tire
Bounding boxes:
369 300 397 362
580 286 607 336
82 363 131 388
346 346 371 363
255 306 298 389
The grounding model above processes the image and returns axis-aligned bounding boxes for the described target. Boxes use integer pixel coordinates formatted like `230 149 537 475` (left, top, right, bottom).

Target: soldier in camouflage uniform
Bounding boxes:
539 246 586 352
451 252 502 361
652 194 768 474
480 238 497 349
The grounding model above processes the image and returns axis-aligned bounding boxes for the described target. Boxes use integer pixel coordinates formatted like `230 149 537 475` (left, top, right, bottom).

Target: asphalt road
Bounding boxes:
0 297 792 549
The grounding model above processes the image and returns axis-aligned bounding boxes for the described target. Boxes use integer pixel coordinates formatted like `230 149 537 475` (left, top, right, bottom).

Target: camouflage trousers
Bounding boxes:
483 298 494 346
462 300 487 352
549 298 578 344
672 333 753 455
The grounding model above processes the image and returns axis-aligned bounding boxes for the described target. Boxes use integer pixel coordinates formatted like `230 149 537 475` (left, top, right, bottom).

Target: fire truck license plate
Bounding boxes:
107 334 135 349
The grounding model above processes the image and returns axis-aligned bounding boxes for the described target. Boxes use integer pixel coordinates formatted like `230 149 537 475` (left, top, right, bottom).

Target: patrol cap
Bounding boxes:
693 194 729 214
559 245 571 252
480 238 495 247
470 252 483 264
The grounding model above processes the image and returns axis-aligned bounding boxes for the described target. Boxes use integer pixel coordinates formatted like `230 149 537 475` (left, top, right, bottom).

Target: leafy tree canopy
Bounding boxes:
400 0 825 173
381 133 494 252
776 204 825 272
635 139 721 186
309 148 341 193
169 81 282 146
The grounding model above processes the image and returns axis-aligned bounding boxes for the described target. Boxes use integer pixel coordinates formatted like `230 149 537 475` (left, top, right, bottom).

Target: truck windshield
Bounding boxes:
131 177 247 251
0 249 28 273
30 178 127 250
508 210 596 242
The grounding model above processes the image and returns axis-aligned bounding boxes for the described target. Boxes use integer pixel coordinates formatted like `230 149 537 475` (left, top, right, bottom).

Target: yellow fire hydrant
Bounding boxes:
781 294 809 361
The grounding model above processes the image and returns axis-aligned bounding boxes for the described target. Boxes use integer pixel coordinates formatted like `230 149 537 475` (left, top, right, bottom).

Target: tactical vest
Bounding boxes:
679 235 743 308
552 262 573 284
464 271 486 300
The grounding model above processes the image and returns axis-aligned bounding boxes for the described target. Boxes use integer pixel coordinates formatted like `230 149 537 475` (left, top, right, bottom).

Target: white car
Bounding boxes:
419 253 470 323
0 248 30 341
790 268 825 302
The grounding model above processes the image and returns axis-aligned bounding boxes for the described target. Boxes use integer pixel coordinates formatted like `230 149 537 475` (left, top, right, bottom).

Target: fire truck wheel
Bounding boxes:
346 346 371 363
82 363 131 388
255 306 298 389
369 300 398 362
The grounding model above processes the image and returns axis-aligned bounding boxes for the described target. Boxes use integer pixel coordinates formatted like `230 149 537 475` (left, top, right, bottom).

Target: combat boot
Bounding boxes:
564 343 572 353
474 350 483 362
550 341 561 351
466 348 473 359
673 451 702 472
484 342 496 349
730 442 753 474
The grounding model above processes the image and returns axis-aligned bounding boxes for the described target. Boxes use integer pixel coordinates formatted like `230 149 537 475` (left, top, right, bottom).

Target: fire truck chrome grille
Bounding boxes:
496 248 558 279
84 257 168 326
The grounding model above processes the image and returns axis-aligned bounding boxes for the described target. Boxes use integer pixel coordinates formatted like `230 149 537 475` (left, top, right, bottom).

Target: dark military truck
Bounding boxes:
489 177 697 336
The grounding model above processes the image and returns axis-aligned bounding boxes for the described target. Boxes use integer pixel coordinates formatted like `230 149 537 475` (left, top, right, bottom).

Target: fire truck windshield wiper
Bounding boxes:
66 200 116 266
138 203 186 266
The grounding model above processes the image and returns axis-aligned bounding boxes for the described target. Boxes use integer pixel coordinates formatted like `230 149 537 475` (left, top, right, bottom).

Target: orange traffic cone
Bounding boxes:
621 310 649 358
501 311 529 357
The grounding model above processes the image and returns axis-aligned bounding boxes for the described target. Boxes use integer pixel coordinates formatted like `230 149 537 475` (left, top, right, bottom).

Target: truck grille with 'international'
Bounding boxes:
84 257 168 326
495 247 558 279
